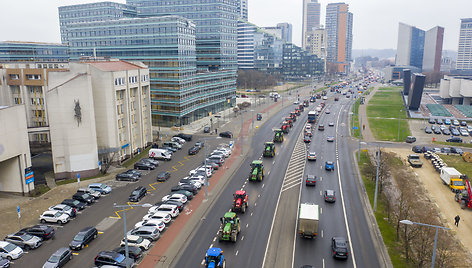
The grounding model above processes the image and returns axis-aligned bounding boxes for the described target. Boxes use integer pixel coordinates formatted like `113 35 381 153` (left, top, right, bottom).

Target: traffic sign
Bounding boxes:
353 126 359 130
17 205 20 218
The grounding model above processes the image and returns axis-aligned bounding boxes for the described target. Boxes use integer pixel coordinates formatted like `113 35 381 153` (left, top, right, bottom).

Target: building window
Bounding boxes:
14 97 22 104
26 74 41 80
9 74 19 80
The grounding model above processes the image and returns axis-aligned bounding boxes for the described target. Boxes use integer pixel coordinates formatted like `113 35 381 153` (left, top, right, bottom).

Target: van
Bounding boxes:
149 149 172 161
163 141 181 150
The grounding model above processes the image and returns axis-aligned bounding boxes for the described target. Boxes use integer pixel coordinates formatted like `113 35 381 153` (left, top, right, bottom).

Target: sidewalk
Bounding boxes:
357 85 380 142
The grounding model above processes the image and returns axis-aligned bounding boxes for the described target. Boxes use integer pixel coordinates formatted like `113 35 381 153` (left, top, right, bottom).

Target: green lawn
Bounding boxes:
440 155 472 175
352 98 361 138
367 88 410 141
434 141 472 148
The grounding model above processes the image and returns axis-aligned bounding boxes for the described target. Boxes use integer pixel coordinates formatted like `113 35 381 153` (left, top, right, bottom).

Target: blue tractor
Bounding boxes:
205 247 226 268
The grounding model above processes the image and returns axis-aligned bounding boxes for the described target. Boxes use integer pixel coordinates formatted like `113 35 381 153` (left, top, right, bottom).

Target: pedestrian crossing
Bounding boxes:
281 132 307 192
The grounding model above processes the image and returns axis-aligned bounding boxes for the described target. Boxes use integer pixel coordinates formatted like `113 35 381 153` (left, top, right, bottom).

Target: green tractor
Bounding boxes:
263 142 275 157
217 212 241 242
249 160 265 181
273 129 284 143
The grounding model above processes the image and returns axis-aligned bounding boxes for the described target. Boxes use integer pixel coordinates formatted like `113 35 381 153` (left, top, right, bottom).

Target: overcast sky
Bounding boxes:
1 0 471 51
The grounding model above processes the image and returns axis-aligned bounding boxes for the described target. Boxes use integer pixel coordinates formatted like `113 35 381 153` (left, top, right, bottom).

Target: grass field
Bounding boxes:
434 141 472 148
440 155 472 175
352 98 361 138
367 88 410 141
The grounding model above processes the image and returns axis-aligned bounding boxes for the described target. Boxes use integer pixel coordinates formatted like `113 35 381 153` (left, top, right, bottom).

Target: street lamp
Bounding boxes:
201 136 222 200
397 109 403 142
399 220 450 268
114 203 152 268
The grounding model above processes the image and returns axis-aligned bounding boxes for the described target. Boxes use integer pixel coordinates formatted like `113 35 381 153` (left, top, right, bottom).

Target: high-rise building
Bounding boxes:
261 27 283 40
0 41 69 65
396 23 425 70
305 27 327 71
282 43 324 79
238 21 257 69
236 0 248 20
325 2 353 74
457 18 472 71
302 0 321 49
423 26 444 73
277 23 293 44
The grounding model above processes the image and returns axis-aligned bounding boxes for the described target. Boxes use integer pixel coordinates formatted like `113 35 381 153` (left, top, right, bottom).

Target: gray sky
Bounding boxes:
1 0 471 51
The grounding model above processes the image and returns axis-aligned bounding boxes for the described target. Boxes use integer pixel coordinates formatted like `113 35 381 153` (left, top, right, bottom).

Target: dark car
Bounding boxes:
431 126 441 134
219 131 233 138
405 136 416 143
257 113 262 120
171 184 198 195
446 137 463 143
204 126 211 133
20 225 55 241
173 133 192 141
304 135 311 143
451 128 461 136
461 121 467 126
156 171 171 182
436 118 443 124
421 146 433 153
162 146 177 153
134 161 156 170
170 189 194 200
428 117 435 124
61 199 86 211
305 175 316 186
332 237 349 259
94 251 134 268
318 124 325 131
324 190 336 203
155 200 184 212
0 258 9 268
72 193 94 205
188 146 200 155
451 147 464 155
424 127 432 134
69 227 98 250
113 246 142 261
442 128 451 135
43 247 72 268
125 169 142 177
129 186 147 202
116 172 139 182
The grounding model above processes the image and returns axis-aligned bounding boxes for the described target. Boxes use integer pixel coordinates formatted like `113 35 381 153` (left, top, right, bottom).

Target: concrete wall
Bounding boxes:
396 23 412 66
439 78 451 99
0 105 33 193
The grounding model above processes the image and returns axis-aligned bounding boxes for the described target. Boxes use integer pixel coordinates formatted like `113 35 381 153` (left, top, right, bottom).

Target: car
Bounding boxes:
325 161 334 171
115 172 139 181
444 118 452 125
461 121 468 126
0 241 23 261
195 141 205 149
128 226 160 241
153 204 179 218
48 204 76 218
331 237 349 259
204 161 219 170
424 127 432 134
411 146 423 153
324 190 336 203
188 146 200 155
113 246 142 261
161 146 177 153
19 225 55 241
43 247 72 268
121 235 151 251
141 158 159 166
405 136 416 143
442 128 451 135
94 251 134 267
61 199 86 211
325 109 330 114
328 122 334 127
432 126 441 134
76 188 101 199
174 133 193 141
171 136 186 145
156 171 171 182
441 147 451 154
72 193 94 205
428 117 435 124
436 118 443 124
69 227 98 250
446 137 463 143
307 152 317 161
134 161 156 170
134 220 166 232
303 135 311 143
305 175 317 186
129 186 147 202
293 100 300 105
159 199 185 212
327 136 335 142
451 147 464 155
213 148 230 157
460 129 469 136
162 193 188 204
142 211 172 224
323 96 328 100
4 232 42 250
451 128 461 136
318 124 325 131
0 258 9 268
219 131 233 138
453 119 460 126
204 126 211 133
171 184 198 195
39 211 70 224
88 183 112 194
179 178 202 189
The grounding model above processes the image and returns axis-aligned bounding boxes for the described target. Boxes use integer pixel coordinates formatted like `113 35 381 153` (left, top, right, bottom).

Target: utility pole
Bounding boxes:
374 146 381 212
358 116 362 161
240 110 243 156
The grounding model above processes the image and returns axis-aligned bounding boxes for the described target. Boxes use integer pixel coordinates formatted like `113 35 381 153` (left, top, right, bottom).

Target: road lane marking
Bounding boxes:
236 250 239 256
213 237 216 242
321 229 323 238
241 236 244 240
178 161 184 166
246 224 249 228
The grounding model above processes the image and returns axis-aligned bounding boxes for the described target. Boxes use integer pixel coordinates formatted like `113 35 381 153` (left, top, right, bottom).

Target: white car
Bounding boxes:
211 150 227 158
179 179 202 189
0 241 23 260
171 137 185 145
162 193 188 204
154 204 180 218
121 235 151 251
460 129 469 136
189 175 205 185
196 167 212 178
293 100 300 105
48 204 76 217
143 211 172 224
217 146 232 155
39 211 70 224
214 149 230 158
134 220 166 232
88 183 112 194
323 96 328 100
77 188 101 199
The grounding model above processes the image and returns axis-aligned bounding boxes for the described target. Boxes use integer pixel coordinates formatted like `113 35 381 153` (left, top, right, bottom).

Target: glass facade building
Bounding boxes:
282 43 324 79
0 42 69 64
457 18 472 71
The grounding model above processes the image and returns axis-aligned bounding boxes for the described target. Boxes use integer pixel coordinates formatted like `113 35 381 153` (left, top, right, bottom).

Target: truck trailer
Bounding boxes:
440 167 465 193
298 203 319 238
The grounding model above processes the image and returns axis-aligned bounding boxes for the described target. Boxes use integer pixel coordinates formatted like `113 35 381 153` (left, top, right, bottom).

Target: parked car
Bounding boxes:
436 118 443 124
451 128 461 136
69 227 98 250
171 184 198 195
431 126 441 134
129 186 147 202
305 175 317 186
76 188 101 199
128 226 160 241
442 128 451 135
162 193 188 204
125 169 142 177
219 131 233 138
94 251 134 267
324 190 336 203
461 121 468 126
39 211 70 225
424 127 432 134
453 119 460 126
113 246 142 261
405 136 416 143
444 118 452 125
43 247 72 268
0 258 9 268
446 137 463 143
171 137 186 145
19 225 55 241
428 117 435 124
72 193 94 205
134 220 166 232
0 242 23 261
412 145 423 153
153 204 179 218
4 232 42 250
120 235 151 251
61 199 86 211
156 171 171 182
173 133 193 141
116 172 139 182
331 237 349 259
87 183 112 194
142 212 172 224
134 161 156 170
451 147 464 155
48 204 77 218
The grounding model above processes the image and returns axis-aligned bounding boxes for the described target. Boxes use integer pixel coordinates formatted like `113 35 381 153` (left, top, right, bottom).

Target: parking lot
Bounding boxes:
409 117 472 144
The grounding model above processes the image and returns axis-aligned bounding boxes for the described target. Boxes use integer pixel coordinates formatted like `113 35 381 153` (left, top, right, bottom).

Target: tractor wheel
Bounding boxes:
242 204 246 213
237 224 241 233
455 195 459 202
461 200 467 209
218 231 223 241
231 232 237 242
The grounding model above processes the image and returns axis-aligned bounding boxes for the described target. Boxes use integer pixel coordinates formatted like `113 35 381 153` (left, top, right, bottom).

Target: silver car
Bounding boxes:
77 188 101 199
4 232 42 250
128 226 160 241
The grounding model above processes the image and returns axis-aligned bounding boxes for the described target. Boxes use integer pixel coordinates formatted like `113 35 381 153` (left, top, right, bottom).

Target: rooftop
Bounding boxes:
86 60 145 71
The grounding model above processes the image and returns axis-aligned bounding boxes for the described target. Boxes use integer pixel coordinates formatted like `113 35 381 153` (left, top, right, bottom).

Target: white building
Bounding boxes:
439 75 472 105
0 105 34 193
302 0 321 49
457 18 472 71
305 27 327 71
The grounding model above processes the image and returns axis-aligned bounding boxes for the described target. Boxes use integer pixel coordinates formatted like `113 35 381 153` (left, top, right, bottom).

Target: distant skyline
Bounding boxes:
1 0 471 51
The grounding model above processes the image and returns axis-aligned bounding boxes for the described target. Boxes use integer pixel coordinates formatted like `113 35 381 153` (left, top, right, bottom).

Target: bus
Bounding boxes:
307 111 317 123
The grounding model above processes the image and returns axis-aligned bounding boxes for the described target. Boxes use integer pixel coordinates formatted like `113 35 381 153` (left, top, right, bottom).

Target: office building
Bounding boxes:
457 18 472 71
304 27 327 70
302 0 321 49
396 23 425 70
238 21 256 69
261 27 282 40
277 23 293 44
0 41 69 65
236 0 248 20
422 26 444 73
282 43 324 79
325 2 353 74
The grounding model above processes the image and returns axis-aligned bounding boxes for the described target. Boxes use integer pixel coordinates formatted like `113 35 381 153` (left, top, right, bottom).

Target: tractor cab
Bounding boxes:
263 142 275 157
249 160 265 181
295 109 301 116
285 117 293 127
232 190 248 213
218 212 241 242
290 112 297 121
205 247 226 268
281 122 290 133
273 129 284 142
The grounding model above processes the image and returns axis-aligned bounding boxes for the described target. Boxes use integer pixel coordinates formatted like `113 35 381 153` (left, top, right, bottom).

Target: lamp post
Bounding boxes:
399 220 450 268
201 136 222 200
397 109 402 142
114 203 152 268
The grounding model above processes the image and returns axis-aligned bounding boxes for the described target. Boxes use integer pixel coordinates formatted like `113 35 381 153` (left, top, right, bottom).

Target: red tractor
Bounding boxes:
455 176 472 209
232 190 248 213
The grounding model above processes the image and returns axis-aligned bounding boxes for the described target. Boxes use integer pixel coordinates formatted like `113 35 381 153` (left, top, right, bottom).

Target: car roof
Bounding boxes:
79 226 95 233
53 247 71 255
134 226 157 232
326 190 335 195
126 235 141 240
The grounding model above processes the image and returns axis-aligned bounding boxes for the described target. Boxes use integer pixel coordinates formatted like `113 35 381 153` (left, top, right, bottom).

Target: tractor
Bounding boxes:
249 160 265 181
281 122 290 133
217 212 240 242
232 190 248 213
273 129 284 142
263 142 275 157
204 247 226 268
290 112 297 121
285 117 293 127
455 177 472 209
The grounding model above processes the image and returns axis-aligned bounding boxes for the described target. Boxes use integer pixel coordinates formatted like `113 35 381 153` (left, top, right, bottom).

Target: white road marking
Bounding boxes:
272 160 276 165
320 207 322 214
213 237 216 242
236 250 239 255
246 223 249 228
250 212 253 216
262 183 265 188
321 229 324 238
201 259 205 265
323 258 325 268
210 243 214 248
254 203 257 207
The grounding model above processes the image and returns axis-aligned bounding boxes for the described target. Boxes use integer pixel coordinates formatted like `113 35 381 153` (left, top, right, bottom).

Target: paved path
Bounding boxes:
357 85 380 142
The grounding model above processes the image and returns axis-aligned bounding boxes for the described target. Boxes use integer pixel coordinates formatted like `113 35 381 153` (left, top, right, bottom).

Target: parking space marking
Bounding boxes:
148 182 163 191
110 202 137 219
178 161 184 166
72 252 79 256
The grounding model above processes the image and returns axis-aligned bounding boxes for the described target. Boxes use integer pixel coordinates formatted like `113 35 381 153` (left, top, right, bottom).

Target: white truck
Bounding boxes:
298 203 319 239
440 167 465 193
